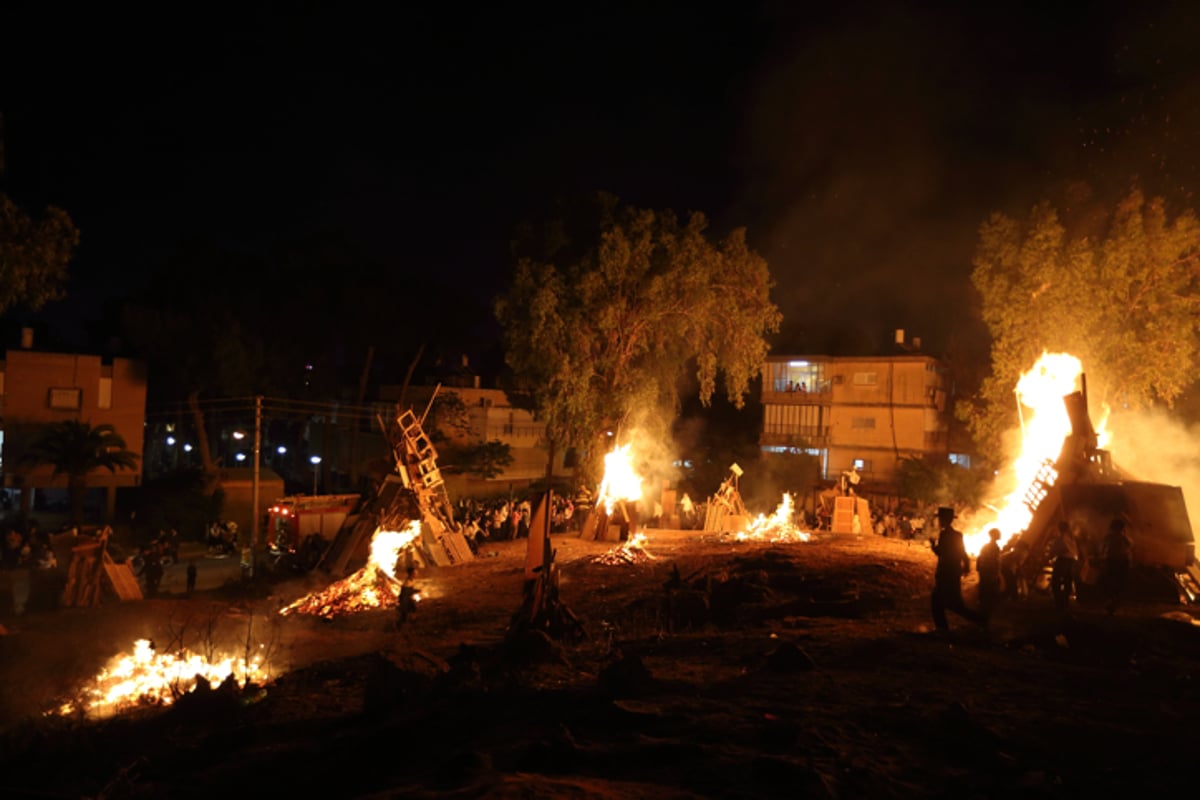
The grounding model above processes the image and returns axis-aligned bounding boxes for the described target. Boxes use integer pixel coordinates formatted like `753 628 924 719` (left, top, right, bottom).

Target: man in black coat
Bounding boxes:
930 506 987 631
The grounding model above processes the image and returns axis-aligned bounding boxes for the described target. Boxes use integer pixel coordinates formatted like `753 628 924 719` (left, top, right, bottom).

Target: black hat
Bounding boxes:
937 506 955 522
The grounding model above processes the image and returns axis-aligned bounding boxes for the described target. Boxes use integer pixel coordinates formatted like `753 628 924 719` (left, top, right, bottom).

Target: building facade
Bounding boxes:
380 384 573 498
760 354 950 490
0 342 148 521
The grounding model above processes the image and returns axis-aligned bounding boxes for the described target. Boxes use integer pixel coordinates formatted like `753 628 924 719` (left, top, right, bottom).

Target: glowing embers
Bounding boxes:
730 493 811 543
52 638 270 719
595 443 643 515
280 521 422 619
592 531 656 565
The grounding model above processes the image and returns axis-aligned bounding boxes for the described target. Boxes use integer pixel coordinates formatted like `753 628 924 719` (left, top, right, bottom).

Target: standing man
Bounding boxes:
1050 521 1079 612
930 506 987 632
186 559 198 596
976 528 1003 617
1100 517 1133 614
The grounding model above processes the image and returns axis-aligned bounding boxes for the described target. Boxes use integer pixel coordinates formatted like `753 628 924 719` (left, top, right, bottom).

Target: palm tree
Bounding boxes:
21 420 140 524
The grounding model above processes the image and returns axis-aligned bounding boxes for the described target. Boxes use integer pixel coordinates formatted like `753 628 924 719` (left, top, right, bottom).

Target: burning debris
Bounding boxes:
51 638 270 719
962 351 1197 601
280 521 422 619
591 532 656 565
582 443 645 542
963 352 1106 554
729 494 812 544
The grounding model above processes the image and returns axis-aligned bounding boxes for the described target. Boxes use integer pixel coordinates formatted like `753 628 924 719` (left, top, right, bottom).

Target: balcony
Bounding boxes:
497 423 545 441
761 388 833 406
760 426 830 448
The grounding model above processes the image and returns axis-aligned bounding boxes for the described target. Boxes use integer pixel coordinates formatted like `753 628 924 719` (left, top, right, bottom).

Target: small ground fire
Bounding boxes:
730 493 812 543
51 638 271 719
591 532 656 565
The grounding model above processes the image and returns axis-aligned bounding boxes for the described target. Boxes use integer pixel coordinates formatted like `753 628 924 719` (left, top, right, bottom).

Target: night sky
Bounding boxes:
5 2 1200 367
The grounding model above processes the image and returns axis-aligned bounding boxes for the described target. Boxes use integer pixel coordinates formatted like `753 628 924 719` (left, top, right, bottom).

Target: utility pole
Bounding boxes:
250 395 262 578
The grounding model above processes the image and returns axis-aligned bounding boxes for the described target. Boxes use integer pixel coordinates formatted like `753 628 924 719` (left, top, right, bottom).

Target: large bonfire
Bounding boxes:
962 351 1109 554
52 638 271 719
591 442 656 562
280 520 422 619
595 442 643 516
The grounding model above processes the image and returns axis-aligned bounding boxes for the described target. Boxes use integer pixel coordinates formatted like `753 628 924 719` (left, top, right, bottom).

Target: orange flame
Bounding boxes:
733 493 812 543
595 443 643 515
280 520 422 618
963 352 1108 554
51 638 270 718
592 531 656 565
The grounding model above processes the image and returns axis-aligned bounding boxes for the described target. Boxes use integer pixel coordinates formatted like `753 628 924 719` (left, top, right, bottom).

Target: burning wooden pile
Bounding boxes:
963 351 1196 600
581 443 644 542
591 532 656 565
51 638 270 719
728 493 812 544
280 521 422 619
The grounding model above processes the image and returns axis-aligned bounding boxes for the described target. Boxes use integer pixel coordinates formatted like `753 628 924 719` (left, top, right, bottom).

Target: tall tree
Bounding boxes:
495 194 781 481
965 187 1200 460
0 193 78 314
20 421 140 524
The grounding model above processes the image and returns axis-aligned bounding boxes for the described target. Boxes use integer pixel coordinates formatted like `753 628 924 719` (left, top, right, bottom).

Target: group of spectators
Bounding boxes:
456 492 582 550
1 520 58 571
930 506 1140 634
1043 517 1135 614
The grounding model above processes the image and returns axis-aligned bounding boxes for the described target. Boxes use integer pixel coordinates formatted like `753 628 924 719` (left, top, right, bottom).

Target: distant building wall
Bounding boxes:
760 354 949 490
0 348 148 498
379 385 573 496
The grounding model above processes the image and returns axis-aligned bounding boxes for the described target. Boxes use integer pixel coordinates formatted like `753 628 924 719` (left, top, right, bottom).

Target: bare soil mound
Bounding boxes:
2 530 1199 798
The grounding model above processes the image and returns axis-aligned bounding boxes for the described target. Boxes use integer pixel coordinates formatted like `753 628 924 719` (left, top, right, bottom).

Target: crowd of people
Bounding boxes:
455 492 583 551
0 520 57 571
927 506 1138 634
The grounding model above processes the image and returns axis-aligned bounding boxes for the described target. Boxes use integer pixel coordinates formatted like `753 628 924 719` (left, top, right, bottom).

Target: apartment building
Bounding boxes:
381 384 573 497
0 334 148 521
760 353 950 490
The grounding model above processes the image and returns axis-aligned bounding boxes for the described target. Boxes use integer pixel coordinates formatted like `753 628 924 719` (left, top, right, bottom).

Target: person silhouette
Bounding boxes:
930 506 987 631
976 527 1003 616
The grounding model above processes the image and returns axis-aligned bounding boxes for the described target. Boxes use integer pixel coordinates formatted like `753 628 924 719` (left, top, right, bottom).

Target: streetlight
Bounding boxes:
310 455 321 495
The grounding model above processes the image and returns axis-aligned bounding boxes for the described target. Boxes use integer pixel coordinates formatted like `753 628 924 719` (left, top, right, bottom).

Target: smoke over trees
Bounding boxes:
964 186 1200 460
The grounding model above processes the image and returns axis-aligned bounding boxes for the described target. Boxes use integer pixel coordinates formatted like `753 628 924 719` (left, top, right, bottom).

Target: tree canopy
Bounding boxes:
20 420 140 524
495 194 781 479
0 193 79 315
965 186 1200 458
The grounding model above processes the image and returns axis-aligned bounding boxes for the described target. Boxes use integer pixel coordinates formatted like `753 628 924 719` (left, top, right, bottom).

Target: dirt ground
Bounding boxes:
2 529 1200 799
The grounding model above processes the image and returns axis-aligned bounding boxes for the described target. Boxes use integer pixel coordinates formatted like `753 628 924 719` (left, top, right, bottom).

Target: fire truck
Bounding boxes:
266 494 362 571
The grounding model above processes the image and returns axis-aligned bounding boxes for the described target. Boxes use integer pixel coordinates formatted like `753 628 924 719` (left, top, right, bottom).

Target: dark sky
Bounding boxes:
5 2 1200 364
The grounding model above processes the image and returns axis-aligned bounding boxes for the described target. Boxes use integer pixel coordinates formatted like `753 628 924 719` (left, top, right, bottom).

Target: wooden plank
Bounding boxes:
103 561 143 601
